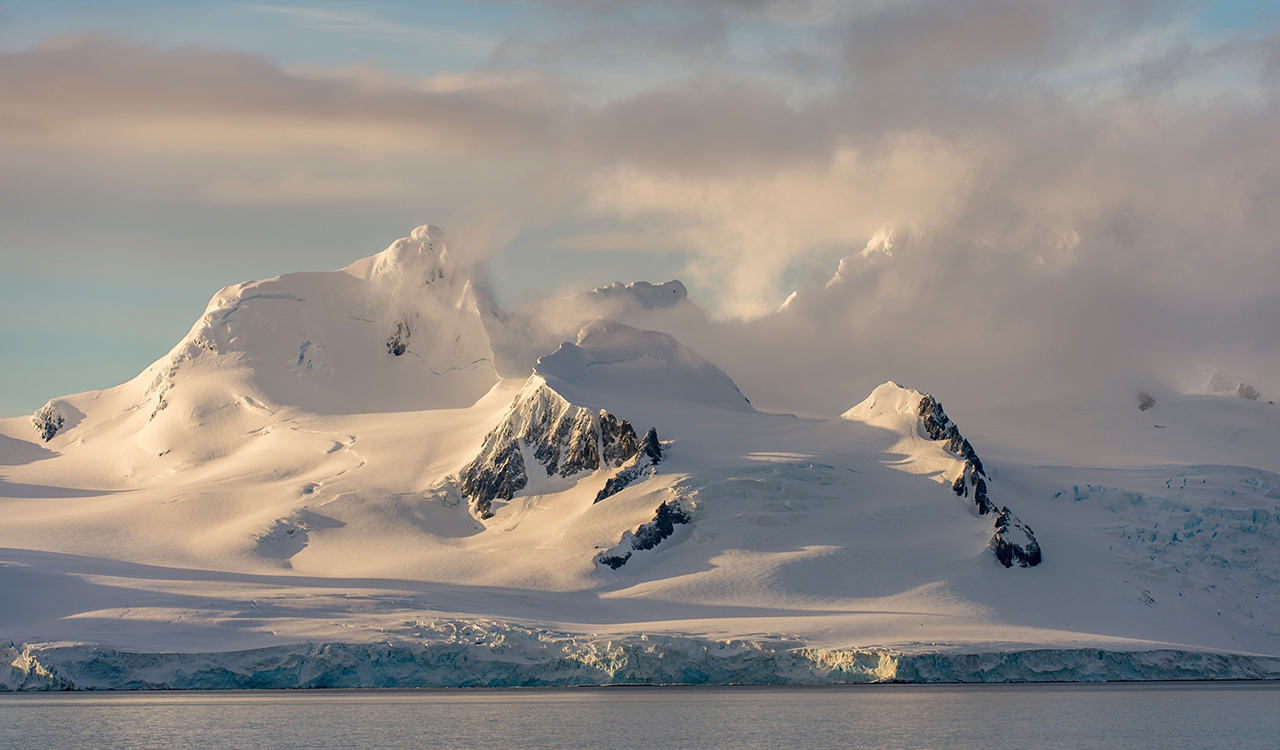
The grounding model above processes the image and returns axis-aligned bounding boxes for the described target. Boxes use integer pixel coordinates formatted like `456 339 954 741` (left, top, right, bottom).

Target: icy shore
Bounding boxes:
6 627 1279 690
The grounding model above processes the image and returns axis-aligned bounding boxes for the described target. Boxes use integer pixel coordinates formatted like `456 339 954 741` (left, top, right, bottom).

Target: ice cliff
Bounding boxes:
6 630 1279 691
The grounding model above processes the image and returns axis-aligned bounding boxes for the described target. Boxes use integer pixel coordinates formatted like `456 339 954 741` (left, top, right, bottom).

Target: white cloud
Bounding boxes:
2 5 1279 410
248 4 500 53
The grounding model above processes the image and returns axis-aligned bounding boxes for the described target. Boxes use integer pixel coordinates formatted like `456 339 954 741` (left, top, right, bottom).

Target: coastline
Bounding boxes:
7 638 1279 691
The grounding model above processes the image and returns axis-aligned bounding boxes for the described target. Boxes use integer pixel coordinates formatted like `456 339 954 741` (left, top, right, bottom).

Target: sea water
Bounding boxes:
2 682 1276 750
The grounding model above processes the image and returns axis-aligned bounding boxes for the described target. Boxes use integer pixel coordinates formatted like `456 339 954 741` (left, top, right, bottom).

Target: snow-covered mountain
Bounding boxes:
453 320 746 519
824 225 923 289
485 279 708 377
20 225 498 486
1205 370 1264 402
3 224 1279 689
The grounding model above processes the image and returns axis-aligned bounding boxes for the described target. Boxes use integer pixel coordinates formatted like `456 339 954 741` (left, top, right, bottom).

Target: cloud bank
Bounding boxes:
1 0 1277 413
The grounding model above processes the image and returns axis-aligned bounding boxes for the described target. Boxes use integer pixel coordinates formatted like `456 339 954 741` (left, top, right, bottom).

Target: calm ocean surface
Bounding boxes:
2 682 1277 749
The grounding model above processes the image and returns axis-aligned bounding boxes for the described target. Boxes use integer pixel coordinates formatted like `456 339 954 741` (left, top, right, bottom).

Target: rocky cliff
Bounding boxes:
458 381 660 518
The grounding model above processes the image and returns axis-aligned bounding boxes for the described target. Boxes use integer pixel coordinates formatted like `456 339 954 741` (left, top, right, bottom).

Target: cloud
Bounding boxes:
248 4 500 53
493 16 731 65
584 139 974 317
837 0 1162 87
0 36 561 157
0 35 580 243
2 5 1279 411
250 5 426 38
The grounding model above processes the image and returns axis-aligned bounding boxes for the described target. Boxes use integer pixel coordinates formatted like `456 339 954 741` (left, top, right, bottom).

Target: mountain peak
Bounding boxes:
59 224 500 443
582 280 688 309
841 381 924 420
345 224 457 283
1205 370 1262 401
484 278 707 379
533 320 752 419
826 225 928 288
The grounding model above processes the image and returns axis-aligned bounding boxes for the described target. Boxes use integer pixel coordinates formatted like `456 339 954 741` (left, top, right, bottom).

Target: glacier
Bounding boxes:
7 627 1280 691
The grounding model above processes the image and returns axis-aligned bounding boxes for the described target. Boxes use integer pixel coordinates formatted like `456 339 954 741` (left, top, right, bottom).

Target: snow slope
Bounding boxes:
2 224 1278 688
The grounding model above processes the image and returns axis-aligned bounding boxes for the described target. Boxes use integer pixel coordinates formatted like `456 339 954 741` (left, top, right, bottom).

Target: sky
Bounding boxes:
1 0 1278 416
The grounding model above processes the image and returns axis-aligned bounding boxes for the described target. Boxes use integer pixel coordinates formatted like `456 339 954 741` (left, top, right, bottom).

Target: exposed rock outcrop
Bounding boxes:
913 391 1041 567
599 413 640 465
845 382 1039 568
386 320 410 356
458 383 658 518
596 499 691 570
458 421 527 517
993 508 1043 568
595 427 663 503
918 394 992 515
31 403 64 442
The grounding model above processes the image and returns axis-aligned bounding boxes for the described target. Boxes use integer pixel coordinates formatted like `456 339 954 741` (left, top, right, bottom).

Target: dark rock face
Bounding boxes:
595 427 664 503
993 508 1043 568
600 413 640 466
639 427 662 462
457 385 659 518
533 408 599 478
917 395 991 515
458 422 527 518
632 500 690 550
597 551 632 570
915 392 1040 567
919 395 985 477
1138 391 1156 411
597 500 691 569
386 320 410 356
971 473 993 516
32 403 64 442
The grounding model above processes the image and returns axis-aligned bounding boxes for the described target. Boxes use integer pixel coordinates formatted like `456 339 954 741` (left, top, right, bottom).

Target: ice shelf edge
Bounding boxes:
5 638 1280 690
